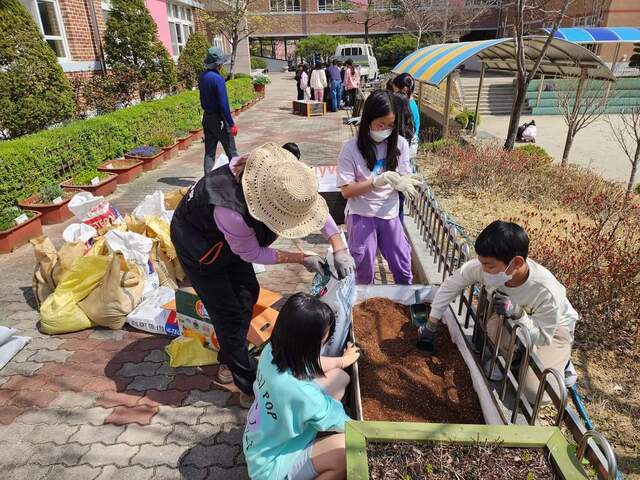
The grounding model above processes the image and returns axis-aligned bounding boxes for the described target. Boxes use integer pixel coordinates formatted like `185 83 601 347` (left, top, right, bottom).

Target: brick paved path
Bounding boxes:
0 73 387 479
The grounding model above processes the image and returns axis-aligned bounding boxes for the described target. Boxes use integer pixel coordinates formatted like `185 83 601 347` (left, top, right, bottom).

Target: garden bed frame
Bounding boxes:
18 188 79 225
61 173 118 197
97 159 144 185
0 210 43 254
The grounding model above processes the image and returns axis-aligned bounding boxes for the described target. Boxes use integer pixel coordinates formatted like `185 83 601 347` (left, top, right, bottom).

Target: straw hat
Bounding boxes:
242 143 328 239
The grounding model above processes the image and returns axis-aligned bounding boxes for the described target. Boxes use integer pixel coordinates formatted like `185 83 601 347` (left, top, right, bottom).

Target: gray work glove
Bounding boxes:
303 255 326 276
417 320 439 352
393 173 423 198
333 249 356 280
494 291 516 318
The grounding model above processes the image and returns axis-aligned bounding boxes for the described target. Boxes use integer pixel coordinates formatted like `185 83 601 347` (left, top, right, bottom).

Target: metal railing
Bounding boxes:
405 181 619 480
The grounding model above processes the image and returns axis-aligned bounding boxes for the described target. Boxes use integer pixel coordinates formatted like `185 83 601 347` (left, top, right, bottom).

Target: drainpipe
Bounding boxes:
85 0 107 74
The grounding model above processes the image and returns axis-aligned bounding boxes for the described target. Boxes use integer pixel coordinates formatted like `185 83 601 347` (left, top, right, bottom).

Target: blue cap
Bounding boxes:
204 47 230 69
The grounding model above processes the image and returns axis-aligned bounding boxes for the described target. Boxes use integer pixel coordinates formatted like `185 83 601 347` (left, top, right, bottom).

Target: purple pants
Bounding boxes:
347 214 413 285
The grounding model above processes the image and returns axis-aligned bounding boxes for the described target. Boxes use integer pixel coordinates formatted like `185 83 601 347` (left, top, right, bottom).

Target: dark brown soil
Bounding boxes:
368 442 559 479
353 298 484 423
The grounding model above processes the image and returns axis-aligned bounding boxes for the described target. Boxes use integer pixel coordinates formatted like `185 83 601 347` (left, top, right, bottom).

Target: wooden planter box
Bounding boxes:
61 173 118 197
293 100 326 117
254 83 265 94
177 134 193 151
162 142 180 160
189 128 203 142
17 188 79 225
0 211 43 254
125 150 165 172
346 422 589 480
98 159 144 184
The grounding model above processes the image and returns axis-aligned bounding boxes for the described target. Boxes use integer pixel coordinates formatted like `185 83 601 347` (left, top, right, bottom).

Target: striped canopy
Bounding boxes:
543 27 640 44
392 36 615 86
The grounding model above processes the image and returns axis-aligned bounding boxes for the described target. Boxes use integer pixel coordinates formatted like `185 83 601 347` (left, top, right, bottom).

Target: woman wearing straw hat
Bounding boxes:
170 143 355 408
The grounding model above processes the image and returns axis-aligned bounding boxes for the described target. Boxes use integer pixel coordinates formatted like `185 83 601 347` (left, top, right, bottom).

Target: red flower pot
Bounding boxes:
162 142 180 160
0 211 43 254
189 128 203 142
254 84 265 94
18 188 80 225
60 173 118 197
125 150 165 172
98 159 144 184
177 134 193 151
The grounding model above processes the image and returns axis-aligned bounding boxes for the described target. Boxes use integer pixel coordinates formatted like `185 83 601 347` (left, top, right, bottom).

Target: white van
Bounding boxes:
334 43 379 82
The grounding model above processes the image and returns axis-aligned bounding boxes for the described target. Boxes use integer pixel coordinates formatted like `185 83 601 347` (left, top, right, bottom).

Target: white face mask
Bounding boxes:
482 260 514 288
369 128 392 143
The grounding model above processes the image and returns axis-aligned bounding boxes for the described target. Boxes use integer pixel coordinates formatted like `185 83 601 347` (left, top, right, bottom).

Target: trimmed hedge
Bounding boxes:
0 78 255 210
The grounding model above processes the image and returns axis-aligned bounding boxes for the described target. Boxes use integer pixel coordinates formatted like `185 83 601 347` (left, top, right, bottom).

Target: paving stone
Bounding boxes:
1 463 51 480
9 348 34 363
16 408 65 425
81 442 140 467
0 422 34 442
216 427 244 446
118 423 173 446
0 361 43 376
0 440 36 468
95 465 155 480
143 350 167 363
96 390 141 408
30 442 90 466
89 329 126 341
131 443 188 468
22 424 79 445
207 466 250 480
84 376 120 392
28 349 73 363
42 375 95 392
166 423 220 446
116 362 160 378
50 392 98 409
151 405 203 426
0 374 46 391
168 374 215 391
126 374 173 392
9 389 58 408
67 407 114 426
47 464 101 480
155 465 205 480
0 406 26 425
137 389 188 407
154 364 197 376
105 405 158 426
199 405 246 426
7 309 39 321
183 389 230 407
0 389 17 405
183 443 239 468
69 424 125 445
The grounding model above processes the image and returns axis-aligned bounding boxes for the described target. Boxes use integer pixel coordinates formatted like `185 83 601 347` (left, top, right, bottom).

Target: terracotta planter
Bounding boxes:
254 84 266 94
177 134 193 151
98 159 144 184
0 211 43 254
17 188 79 225
61 173 118 197
125 150 165 172
162 141 180 160
189 128 203 142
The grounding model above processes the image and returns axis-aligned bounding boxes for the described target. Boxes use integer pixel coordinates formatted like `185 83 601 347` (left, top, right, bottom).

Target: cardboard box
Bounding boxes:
174 287 281 351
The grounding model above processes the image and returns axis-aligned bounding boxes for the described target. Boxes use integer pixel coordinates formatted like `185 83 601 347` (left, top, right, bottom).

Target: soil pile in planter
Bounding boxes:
368 442 559 479
353 298 483 423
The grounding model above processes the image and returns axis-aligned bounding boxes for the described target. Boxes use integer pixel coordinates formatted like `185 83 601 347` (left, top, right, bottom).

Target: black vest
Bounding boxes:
172 167 277 268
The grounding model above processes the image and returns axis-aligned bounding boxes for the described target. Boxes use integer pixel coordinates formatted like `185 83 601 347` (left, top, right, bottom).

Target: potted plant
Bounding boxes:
61 169 118 197
150 130 180 160
0 206 43 254
124 145 165 171
346 422 590 479
175 130 193 151
97 158 144 184
253 74 270 94
18 183 79 225
189 126 204 142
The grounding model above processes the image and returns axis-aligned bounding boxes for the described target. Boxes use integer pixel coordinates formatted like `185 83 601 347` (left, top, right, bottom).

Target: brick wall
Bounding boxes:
58 0 103 62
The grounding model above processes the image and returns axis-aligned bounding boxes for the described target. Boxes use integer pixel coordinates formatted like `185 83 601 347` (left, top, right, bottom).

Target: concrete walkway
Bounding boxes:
0 73 353 479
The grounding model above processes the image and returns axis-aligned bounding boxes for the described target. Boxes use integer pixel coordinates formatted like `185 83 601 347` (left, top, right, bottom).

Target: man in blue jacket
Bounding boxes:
199 47 239 174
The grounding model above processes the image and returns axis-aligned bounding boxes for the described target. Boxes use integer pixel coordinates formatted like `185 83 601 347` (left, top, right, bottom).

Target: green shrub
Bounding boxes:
251 57 267 69
426 138 459 153
233 73 252 80
71 67 139 117
635 182 640 195
39 184 64 204
467 110 481 127
148 133 175 148
0 0 75 137
516 144 553 163
72 170 109 186
0 207 26 231
177 33 210 90
252 75 271 86
454 112 469 129
374 34 434 68
0 79 254 210
105 0 176 100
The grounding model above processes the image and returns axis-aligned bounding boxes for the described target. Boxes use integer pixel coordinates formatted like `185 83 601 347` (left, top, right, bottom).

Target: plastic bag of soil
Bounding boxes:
31 236 58 307
310 253 356 357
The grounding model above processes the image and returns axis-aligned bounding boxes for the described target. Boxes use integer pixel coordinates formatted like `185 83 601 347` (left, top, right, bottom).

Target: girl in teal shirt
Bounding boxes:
391 73 421 155
243 293 360 480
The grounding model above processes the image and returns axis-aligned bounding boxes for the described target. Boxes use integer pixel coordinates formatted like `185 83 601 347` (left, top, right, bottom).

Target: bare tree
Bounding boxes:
503 0 571 150
606 107 640 195
336 0 394 44
556 76 611 165
203 0 269 76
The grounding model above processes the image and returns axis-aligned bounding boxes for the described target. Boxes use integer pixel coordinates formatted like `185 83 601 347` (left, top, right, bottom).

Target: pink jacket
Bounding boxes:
344 67 360 90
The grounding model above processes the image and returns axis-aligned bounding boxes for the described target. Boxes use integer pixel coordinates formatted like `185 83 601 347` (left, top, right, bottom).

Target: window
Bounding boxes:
168 2 195 56
270 0 300 12
341 47 362 57
21 0 69 59
101 0 111 24
212 34 224 51
318 0 345 11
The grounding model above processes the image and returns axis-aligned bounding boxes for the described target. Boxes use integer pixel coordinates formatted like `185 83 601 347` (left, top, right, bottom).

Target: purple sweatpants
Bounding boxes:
347 213 413 285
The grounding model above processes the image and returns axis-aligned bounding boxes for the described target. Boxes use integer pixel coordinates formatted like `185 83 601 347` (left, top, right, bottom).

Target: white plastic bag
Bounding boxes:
68 192 107 221
104 230 153 268
132 191 172 224
0 326 31 371
127 286 179 336
62 223 98 244
212 153 229 171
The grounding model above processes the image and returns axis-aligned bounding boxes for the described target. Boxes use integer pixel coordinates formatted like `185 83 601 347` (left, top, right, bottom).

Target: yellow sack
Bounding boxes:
124 214 146 235
173 257 186 282
164 188 188 211
150 240 178 289
52 241 85 285
144 216 175 259
78 252 145 330
31 236 58 307
39 255 110 334
165 336 218 368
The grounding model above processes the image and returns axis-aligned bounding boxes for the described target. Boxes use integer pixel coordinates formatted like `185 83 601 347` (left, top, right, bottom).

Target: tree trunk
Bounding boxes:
229 39 238 79
627 145 640 194
504 81 528 150
364 21 369 44
561 126 575 165
416 29 422 50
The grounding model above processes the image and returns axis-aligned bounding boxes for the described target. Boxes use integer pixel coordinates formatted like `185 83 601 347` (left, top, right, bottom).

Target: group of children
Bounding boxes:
242 73 579 480
295 59 361 112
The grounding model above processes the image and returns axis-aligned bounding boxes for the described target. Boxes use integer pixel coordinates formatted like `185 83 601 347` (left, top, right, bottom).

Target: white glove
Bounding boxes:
372 171 401 188
393 173 423 198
